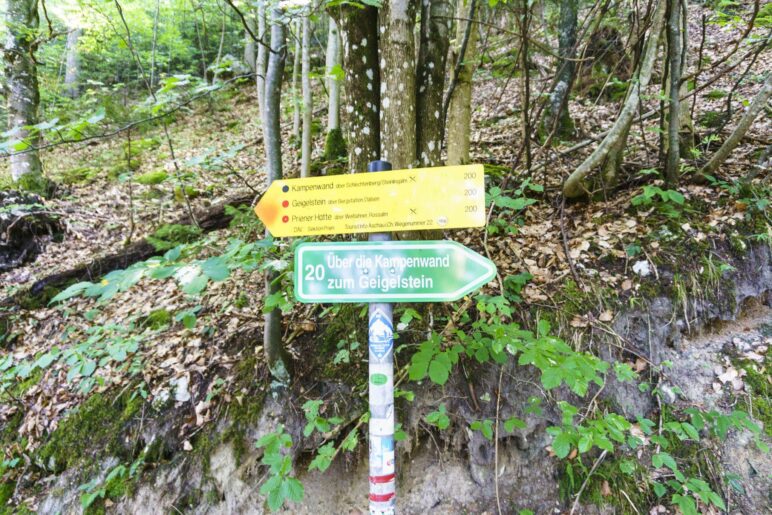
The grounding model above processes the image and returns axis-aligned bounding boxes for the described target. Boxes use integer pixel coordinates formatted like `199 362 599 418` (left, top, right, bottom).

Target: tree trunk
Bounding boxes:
324 17 345 160
379 0 418 168
291 20 301 143
64 28 82 99
563 0 666 198
664 0 682 185
256 0 268 128
416 0 452 166
150 0 160 87
542 0 577 139
244 11 256 72
301 14 313 177
263 7 291 384
446 0 478 165
3 0 44 187
701 74 772 176
329 5 380 173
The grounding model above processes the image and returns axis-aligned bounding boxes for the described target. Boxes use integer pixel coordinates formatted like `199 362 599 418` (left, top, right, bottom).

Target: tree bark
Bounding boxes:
3 0 44 185
301 14 313 177
64 28 82 99
701 73 771 176
291 20 301 142
446 0 478 165
329 5 380 173
244 11 256 72
379 0 418 168
416 0 452 166
563 0 666 198
150 0 160 88
664 0 682 185
256 0 268 130
263 7 291 384
542 0 577 138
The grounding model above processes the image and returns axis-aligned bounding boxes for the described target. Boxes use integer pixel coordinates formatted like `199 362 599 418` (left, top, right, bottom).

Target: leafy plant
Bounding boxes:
255 426 304 512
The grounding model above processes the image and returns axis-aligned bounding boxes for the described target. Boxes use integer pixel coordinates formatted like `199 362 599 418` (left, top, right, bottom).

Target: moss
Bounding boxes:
704 89 728 100
559 457 652 513
60 166 99 185
483 163 510 179
106 158 141 180
734 355 771 437
134 170 168 186
0 481 14 507
323 128 347 161
143 309 171 330
698 110 727 129
17 174 55 198
173 185 200 203
146 224 202 251
234 292 250 309
123 137 160 159
36 392 143 473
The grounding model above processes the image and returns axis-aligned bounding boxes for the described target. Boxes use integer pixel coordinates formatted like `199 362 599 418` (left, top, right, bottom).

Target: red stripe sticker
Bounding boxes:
369 473 396 484
369 492 395 502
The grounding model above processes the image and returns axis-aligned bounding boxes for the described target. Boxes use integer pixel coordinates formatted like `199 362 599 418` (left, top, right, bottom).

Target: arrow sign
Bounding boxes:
255 164 485 237
294 241 496 303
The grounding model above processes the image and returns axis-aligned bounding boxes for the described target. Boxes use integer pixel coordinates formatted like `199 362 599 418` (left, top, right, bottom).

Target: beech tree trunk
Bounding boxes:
563 0 666 198
379 0 418 168
664 0 682 185
701 74 772 176
244 12 256 72
329 5 380 173
416 0 452 166
542 0 577 138
3 0 43 185
300 14 312 177
291 20 301 143
446 0 478 165
64 28 82 99
263 7 291 384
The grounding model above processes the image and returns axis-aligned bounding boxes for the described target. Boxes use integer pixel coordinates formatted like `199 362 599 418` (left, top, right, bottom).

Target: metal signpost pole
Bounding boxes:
366 160 396 515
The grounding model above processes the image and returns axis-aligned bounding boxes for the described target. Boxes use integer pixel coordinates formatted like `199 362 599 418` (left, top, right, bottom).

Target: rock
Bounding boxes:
0 190 63 272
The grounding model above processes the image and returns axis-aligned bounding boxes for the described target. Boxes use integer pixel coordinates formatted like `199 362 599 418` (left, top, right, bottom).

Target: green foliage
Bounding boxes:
17 173 55 198
302 400 343 437
60 166 99 185
144 308 171 330
470 419 494 440
631 185 685 218
425 403 450 430
486 180 542 235
408 332 462 385
255 426 304 512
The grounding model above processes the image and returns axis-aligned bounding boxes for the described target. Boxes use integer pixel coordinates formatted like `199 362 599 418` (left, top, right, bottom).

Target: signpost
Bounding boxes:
294 241 496 303
254 164 485 237
256 161 495 515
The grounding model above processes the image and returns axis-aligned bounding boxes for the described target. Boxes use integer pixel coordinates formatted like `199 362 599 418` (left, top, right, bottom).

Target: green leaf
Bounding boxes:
201 257 230 281
428 357 450 385
653 481 667 498
551 431 572 459
50 282 93 304
504 416 526 432
286 477 304 502
182 274 209 295
81 359 97 377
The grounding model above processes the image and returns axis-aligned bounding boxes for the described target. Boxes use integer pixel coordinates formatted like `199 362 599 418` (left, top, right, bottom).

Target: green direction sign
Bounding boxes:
294 241 497 303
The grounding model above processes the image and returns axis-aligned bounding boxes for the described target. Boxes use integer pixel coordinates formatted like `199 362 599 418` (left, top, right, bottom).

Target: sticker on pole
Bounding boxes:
368 309 393 360
294 240 497 303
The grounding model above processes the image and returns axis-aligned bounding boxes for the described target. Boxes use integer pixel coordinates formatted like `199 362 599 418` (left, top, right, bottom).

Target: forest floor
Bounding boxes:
0 3 770 513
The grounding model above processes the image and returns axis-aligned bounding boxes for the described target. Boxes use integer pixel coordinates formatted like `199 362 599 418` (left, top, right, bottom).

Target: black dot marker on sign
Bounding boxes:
282 185 289 193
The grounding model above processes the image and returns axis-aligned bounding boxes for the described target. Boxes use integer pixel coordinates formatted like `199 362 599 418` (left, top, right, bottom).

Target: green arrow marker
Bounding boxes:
294 241 497 303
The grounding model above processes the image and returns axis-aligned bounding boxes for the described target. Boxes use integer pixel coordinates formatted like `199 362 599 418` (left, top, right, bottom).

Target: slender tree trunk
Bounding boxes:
301 14 313 177
3 0 44 187
291 20 301 142
520 0 532 171
446 0 478 165
63 28 82 99
244 10 256 72
212 12 227 82
665 0 682 185
701 74 772 176
379 0 418 168
563 0 666 198
150 0 160 87
542 0 577 138
263 7 291 384
329 5 380 173
416 0 452 166
325 18 341 132
256 0 268 127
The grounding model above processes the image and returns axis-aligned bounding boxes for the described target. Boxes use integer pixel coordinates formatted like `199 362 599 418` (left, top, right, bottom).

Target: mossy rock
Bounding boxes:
60 166 99 185
147 224 202 251
36 392 143 473
734 355 771 437
323 128 347 161
17 174 56 198
134 170 168 186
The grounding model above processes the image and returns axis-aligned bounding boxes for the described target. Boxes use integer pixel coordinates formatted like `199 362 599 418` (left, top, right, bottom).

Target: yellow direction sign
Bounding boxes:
254 164 485 237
